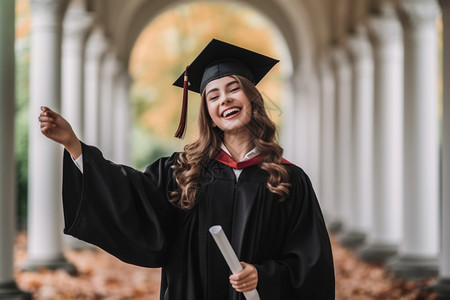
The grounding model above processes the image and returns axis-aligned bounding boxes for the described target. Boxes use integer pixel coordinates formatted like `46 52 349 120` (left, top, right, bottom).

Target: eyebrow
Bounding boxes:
205 80 239 97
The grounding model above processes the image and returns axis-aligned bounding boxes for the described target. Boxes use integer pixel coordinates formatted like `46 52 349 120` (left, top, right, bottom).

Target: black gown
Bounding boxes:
62 143 335 300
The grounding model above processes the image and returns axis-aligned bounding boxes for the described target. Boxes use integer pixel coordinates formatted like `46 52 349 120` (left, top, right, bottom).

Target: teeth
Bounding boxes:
222 108 240 118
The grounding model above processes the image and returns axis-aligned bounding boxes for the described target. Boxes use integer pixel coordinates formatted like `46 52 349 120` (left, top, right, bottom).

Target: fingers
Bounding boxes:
40 106 53 113
230 277 258 293
40 106 59 119
38 107 58 136
38 114 56 129
37 106 77 148
40 121 56 136
38 106 59 126
231 280 257 293
38 115 55 124
229 262 258 293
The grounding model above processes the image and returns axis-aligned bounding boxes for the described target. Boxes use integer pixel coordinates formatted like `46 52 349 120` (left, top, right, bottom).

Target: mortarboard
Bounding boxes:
173 39 279 138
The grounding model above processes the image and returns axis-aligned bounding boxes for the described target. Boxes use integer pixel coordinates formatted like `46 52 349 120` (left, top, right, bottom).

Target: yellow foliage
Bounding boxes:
15 0 30 40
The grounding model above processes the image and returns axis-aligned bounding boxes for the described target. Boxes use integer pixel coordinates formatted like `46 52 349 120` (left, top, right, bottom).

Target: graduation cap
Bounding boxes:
173 39 279 138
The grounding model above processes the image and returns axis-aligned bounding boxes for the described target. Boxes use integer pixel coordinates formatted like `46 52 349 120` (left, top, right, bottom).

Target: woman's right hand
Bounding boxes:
38 106 82 159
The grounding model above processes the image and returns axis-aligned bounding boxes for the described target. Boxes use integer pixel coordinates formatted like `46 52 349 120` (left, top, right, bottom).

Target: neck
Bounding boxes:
223 130 254 162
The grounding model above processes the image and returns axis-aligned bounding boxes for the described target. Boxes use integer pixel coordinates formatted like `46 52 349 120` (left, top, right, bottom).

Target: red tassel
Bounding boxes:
174 66 189 138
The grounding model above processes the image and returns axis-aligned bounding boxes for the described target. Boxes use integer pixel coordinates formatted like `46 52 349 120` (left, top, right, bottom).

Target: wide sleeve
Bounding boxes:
254 168 335 299
62 142 180 268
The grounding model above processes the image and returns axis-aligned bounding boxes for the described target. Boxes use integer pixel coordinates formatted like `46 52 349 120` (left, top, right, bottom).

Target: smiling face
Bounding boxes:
204 76 252 135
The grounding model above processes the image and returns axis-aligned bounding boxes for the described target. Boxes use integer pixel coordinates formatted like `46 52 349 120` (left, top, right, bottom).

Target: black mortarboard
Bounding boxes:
173 39 279 138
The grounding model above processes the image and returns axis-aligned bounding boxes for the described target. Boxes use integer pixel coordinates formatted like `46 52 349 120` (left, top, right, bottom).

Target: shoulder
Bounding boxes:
282 163 317 193
144 152 180 174
283 162 307 179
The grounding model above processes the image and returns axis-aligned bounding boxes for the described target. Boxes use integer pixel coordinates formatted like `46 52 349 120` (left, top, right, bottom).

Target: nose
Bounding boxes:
220 94 232 105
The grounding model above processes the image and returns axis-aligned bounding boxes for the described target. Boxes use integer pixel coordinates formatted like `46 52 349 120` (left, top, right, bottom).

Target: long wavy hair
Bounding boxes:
170 75 291 209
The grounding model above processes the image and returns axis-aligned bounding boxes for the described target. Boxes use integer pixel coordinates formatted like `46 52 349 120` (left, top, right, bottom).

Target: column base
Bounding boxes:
432 278 450 300
338 230 366 249
358 242 397 263
0 282 31 300
21 255 77 276
387 255 439 279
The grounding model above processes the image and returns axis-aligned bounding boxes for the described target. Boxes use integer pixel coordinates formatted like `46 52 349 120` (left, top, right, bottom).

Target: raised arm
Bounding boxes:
38 106 82 159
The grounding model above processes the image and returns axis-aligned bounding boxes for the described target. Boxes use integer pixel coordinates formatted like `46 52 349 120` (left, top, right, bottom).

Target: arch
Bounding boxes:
106 0 318 78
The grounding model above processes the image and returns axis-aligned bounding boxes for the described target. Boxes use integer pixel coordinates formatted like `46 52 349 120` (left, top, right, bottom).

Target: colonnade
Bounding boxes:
310 0 447 294
0 1 131 295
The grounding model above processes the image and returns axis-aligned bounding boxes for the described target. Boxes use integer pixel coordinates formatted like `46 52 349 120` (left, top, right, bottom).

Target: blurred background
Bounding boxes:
1 0 449 299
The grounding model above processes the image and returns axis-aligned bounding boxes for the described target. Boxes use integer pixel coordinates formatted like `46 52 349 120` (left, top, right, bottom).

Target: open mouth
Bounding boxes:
221 107 241 118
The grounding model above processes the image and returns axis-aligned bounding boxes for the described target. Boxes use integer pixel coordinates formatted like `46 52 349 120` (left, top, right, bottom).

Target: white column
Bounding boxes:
292 74 310 168
332 45 352 234
83 27 107 147
113 71 132 165
0 1 31 297
99 51 117 159
388 0 441 279
294 67 321 186
24 0 75 274
437 1 450 297
285 72 310 168
318 53 339 229
359 3 404 262
61 0 94 251
339 27 374 248
61 0 92 138
280 74 296 161
305 71 321 190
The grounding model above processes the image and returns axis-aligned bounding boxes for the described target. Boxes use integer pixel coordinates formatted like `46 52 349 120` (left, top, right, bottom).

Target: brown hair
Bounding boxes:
170 75 291 209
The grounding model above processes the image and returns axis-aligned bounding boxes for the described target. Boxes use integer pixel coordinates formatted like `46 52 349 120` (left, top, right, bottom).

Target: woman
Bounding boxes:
39 39 335 299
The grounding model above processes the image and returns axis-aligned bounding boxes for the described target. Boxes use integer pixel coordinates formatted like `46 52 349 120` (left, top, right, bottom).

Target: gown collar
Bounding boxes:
215 149 263 170
215 143 293 170
216 143 261 170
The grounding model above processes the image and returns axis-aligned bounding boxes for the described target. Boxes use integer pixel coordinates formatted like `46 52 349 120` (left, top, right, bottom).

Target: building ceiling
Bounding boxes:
82 0 375 73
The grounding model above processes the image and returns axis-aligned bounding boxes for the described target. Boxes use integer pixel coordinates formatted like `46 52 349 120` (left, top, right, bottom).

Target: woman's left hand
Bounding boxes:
229 262 258 293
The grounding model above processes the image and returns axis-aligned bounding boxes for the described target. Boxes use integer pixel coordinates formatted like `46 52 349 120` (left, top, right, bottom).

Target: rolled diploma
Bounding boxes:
209 225 260 300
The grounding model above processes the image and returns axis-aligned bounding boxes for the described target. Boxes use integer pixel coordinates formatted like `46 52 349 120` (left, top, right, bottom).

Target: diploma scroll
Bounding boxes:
209 225 260 300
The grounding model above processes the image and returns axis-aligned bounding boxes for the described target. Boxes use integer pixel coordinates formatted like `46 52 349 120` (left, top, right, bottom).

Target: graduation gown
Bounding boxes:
62 143 335 300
